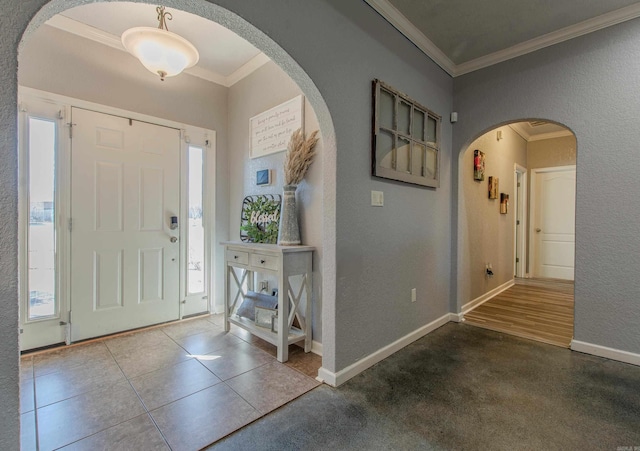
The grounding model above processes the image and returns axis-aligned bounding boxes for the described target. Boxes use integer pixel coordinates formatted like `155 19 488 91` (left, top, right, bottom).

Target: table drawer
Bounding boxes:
250 253 279 271
226 249 249 265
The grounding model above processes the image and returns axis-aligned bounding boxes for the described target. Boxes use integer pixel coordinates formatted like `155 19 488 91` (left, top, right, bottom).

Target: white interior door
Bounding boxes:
70 107 180 341
532 166 576 280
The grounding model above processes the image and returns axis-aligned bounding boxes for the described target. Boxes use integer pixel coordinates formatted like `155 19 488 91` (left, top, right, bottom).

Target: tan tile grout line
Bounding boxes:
155 318 322 448
21 314 215 358
24 314 321 450
27 318 213 450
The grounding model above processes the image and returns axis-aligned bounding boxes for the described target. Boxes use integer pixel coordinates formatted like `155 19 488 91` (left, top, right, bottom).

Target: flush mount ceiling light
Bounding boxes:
121 6 199 81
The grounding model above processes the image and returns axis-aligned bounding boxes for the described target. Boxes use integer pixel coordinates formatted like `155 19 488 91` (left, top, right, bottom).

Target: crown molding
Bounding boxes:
509 123 530 141
46 14 266 87
363 0 456 76
225 52 271 86
455 3 640 76
47 14 123 50
364 0 640 77
509 123 573 142
183 65 228 86
527 130 574 142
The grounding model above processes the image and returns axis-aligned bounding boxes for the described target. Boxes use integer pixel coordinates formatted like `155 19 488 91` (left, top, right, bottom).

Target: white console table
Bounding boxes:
222 241 313 362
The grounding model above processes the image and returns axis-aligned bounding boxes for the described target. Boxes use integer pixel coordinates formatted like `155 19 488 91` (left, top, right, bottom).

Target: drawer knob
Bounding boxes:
234 255 238 259
260 259 266 264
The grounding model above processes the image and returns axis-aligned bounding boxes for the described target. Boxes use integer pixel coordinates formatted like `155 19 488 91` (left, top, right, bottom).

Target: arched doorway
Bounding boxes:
456 120 576 348
20 0 336 341
13 1 337 448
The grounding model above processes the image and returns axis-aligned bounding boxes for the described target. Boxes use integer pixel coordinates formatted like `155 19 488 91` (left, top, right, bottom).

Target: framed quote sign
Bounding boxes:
250 95 304 159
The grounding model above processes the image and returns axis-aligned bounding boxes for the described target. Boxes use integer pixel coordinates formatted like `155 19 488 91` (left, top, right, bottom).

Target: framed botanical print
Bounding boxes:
474 149 485 181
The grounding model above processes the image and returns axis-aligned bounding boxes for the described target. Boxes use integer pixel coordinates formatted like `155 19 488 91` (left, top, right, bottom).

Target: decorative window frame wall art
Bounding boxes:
372 79 441 188
500 193 509 214
250 95 304 159
474 149 485 181
240 194 281 243
488 176 498 199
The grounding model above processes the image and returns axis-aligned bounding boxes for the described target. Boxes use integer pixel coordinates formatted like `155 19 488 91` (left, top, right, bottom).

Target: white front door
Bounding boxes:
70 107 181 341
532 166 576 280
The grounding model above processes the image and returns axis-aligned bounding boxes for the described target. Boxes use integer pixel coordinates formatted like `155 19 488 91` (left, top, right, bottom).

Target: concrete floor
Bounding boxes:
212 323 640 450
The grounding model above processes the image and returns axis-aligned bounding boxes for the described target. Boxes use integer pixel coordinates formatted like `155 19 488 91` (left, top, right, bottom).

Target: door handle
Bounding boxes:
536 228 542 233
170 236 178 243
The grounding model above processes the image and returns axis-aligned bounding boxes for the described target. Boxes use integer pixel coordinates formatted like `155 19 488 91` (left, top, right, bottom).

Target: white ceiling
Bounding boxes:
365 0 640 76
47 2 268 87
509 121 573 142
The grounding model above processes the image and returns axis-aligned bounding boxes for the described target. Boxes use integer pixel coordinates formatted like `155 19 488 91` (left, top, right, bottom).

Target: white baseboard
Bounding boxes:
448 312 464 323
294 340 322 356
571 340 640 367
461 279 515 315
316 312 451 387
310 340 323 356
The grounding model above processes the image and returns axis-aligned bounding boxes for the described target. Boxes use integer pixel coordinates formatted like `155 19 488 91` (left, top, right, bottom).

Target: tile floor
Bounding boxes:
20 314 322 451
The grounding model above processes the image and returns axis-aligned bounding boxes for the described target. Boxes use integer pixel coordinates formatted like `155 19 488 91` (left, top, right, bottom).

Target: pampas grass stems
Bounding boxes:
284 128 319 186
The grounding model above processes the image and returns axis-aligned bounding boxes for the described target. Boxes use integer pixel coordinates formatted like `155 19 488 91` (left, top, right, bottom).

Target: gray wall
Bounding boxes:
291 1 452 371
227 61 324 342
453 19 640 354
202 0 454 371
2 3 454 445
459 126 526 305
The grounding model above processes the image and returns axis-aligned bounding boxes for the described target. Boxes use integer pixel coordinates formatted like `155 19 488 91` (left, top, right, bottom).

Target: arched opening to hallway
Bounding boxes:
457 121 576 348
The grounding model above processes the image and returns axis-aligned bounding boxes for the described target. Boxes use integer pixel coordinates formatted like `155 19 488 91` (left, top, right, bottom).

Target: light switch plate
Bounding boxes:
371 190 384 207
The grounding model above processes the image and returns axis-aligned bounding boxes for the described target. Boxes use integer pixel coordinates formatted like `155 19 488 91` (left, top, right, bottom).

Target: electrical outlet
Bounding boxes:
485 263 494 278
411 288 417 303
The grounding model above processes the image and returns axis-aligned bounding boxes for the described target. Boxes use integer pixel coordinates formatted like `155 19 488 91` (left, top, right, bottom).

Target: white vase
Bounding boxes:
278 185 301 245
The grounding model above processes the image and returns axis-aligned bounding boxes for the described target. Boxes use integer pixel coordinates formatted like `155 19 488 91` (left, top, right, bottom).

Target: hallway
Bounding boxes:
463 278 574 347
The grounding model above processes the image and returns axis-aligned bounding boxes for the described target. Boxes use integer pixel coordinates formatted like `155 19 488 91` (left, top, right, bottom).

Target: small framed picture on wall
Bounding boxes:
474 150 485 181
488 176 498 199
500 193 509 214
256 169 271 186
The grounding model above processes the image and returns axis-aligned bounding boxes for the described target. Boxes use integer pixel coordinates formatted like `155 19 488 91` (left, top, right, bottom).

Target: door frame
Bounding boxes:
529 164 576 279
513 163 528 278
18 87 217 349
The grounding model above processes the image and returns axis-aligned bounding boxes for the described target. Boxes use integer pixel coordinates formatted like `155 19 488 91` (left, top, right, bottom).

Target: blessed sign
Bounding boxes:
250 95 304 159
240 194 282 244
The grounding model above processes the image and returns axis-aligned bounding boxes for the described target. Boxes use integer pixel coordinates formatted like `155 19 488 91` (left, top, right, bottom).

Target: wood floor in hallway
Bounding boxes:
463 278 574 347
